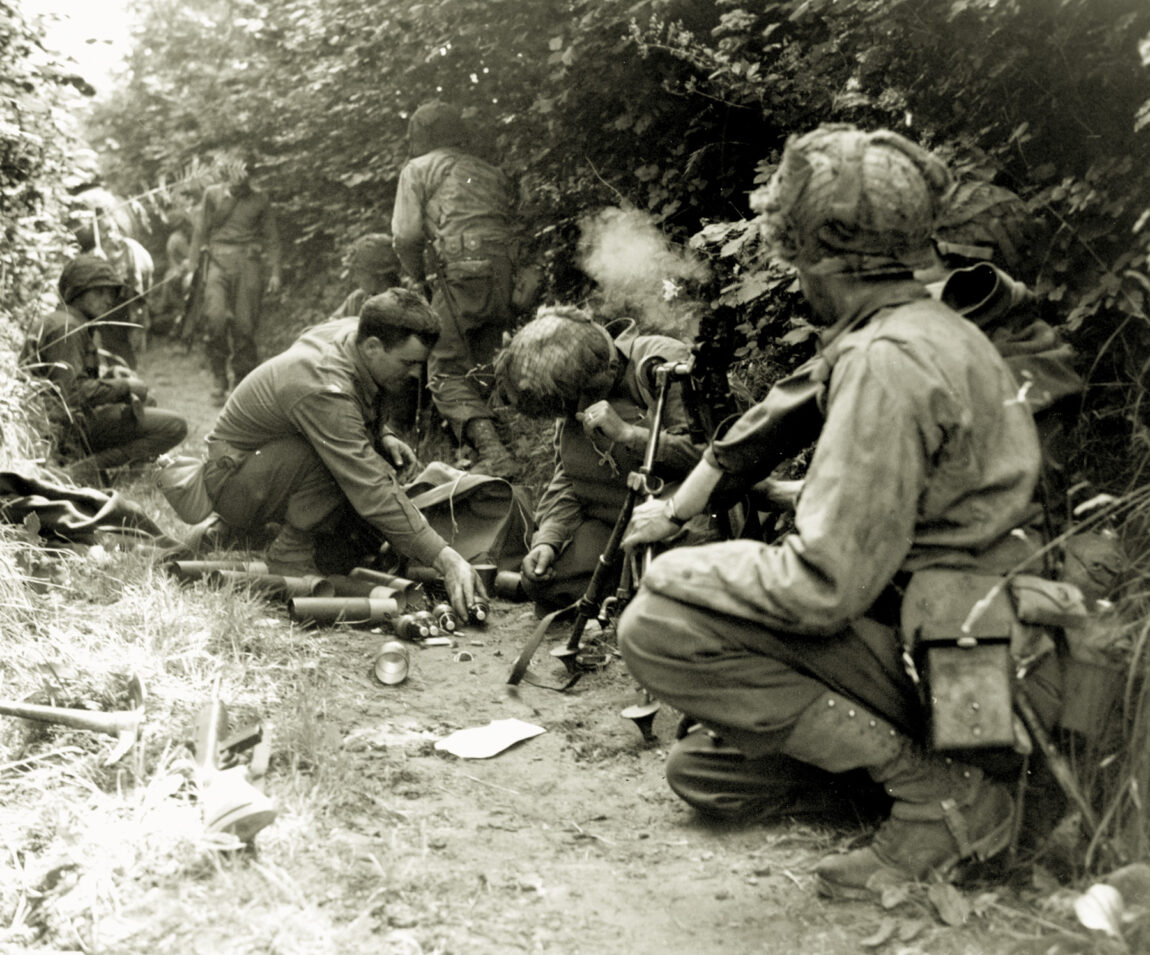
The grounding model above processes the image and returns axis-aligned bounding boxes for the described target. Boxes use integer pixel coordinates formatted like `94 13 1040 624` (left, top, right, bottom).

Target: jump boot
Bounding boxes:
465 418 519 481
781 692 1014 899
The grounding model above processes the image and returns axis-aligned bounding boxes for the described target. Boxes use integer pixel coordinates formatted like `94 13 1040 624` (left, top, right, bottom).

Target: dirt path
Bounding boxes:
128 339 1035 955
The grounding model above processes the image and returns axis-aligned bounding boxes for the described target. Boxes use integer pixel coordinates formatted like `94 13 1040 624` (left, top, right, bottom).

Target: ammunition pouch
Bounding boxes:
434 233 514 281
902 570 1020 751
901 567 1119 750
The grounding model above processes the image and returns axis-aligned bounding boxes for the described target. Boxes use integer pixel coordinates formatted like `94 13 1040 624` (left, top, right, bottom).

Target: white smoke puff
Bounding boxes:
577 207 710 339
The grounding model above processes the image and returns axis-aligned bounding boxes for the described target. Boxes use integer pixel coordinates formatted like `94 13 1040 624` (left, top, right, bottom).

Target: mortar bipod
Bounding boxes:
549 356 690 676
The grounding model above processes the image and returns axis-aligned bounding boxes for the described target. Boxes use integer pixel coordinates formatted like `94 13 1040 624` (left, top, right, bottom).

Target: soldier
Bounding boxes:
494 306 704 614
198 288 485 617
391 101 520 478
619 126 1065 899
22 255 187 485
189 152 282 404
329 233 403 320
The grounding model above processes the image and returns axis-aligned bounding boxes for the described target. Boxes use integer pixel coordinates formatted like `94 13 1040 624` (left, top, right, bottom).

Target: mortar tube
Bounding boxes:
348 567 423 598
166 559 270 582
210 571 335 599
287 596 400 627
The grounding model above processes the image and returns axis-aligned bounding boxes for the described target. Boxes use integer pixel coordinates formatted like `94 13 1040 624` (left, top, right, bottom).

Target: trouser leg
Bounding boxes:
618 588 1013 895
666 724 890 824
204 436 344 533
521 518 616 616
86 406 188 469
427 264 513 439
618 589 918 756
230 253 264 383
203 256 235 393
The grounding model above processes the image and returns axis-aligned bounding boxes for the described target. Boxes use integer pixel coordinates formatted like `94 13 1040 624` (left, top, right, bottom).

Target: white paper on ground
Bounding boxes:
434 718 546 759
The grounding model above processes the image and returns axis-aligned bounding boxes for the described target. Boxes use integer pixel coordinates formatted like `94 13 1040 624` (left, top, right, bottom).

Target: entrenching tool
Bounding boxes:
0 672 146 769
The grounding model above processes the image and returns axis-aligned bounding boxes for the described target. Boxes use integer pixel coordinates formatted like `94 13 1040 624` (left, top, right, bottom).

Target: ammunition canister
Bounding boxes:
431 602 458 632
412 609 440 636
395 613 430 640
348 567 423 600
493 570 526 600
209 571 335 599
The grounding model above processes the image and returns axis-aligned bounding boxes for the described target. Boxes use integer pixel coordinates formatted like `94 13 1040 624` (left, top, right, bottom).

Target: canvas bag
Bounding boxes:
403 462 534 571
154 455 213 524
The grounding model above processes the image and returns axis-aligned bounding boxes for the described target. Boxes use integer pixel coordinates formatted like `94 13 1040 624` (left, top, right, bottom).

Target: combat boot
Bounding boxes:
781 692 1014 899
265 523 320 577
465 418 520 480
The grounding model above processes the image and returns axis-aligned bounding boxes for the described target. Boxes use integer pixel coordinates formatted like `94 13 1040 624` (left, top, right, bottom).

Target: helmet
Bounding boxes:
407 101 467 157
495 306 617 418
57 254 124 304
348 233 400 276
933 179 1040 281
752 124 951 276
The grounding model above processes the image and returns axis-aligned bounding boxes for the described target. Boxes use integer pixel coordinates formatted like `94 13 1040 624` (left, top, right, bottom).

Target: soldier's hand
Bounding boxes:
433 546 485 617
379 433 418 471
267 273 282 295
622 497 682 550
521 543 556 582
576 400 632 443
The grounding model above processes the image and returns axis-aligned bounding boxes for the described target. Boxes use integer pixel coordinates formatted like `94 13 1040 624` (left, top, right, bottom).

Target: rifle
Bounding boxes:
178 247 208 350
192 678 276 844
507 355 691 688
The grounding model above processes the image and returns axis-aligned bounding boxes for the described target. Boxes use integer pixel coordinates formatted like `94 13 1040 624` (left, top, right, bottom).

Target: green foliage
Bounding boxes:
89 0 1150 487
0 2 90 330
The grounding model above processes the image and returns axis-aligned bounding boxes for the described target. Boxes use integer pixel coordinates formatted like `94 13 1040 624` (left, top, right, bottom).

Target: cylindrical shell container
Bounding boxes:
348 567 423 600
288 596 399 626
209 571 335 599
323 575 407 609
494 570 526 601
373 640 409 685
166 559 270 581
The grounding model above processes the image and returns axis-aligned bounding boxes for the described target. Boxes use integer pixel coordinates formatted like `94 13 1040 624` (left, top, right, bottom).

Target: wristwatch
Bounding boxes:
663 496 687 527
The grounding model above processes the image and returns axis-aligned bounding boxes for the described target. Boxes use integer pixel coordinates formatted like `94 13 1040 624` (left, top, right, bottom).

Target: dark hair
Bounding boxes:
357 288 439 349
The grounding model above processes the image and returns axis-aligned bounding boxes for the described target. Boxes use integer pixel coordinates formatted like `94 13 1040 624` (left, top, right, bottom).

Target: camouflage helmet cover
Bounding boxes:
933 179 1039 280
494 306 617 419
348 233 400 276
57 254 124 304
752 124 951 276
407 101 468 157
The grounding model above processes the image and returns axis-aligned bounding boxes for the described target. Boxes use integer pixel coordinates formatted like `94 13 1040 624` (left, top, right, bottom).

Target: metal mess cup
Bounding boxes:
373 640 409 685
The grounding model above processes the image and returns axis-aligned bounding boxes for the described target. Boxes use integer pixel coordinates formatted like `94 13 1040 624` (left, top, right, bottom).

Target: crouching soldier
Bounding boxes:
198 288 486 618
22 254 188 486
619 126 1067 899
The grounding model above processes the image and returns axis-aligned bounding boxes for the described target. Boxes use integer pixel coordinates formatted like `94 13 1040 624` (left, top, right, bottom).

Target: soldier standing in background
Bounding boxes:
391 101 520 478
190 153 282 405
